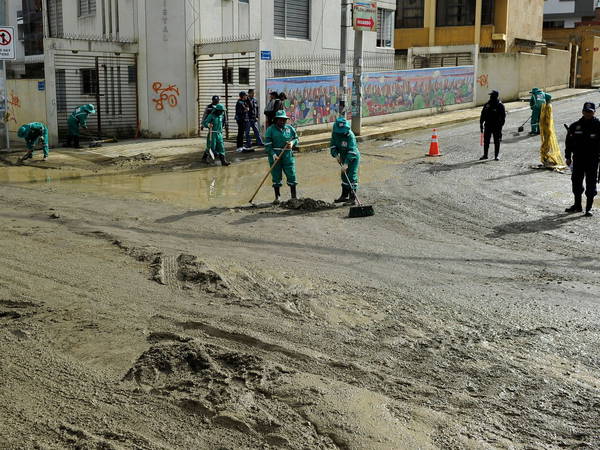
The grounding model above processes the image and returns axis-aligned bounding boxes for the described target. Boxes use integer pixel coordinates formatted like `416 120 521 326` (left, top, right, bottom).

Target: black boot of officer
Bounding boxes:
565 101 600 216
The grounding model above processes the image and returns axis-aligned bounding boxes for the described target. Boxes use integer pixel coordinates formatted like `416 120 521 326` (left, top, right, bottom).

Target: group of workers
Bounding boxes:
480 87 600 216
201 100 360 204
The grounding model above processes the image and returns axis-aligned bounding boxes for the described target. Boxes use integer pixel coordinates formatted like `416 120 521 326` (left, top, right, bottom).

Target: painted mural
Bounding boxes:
265 66 475 127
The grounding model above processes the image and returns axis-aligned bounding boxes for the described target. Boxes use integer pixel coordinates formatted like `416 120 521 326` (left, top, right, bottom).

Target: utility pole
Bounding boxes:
351 30 363 135
339 0 348 117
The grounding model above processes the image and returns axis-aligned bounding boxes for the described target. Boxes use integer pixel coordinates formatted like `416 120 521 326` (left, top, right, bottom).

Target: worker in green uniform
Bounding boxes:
529 88 546 135
201 103 230 166
330 117 360 204
17 122 50 161
66 103 96 148
264 109 299 203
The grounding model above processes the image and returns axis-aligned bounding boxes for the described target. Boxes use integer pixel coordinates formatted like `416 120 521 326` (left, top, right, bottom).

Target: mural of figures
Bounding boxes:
266 66 475 128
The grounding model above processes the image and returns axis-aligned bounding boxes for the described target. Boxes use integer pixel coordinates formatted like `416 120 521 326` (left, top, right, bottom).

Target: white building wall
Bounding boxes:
544 0 576 15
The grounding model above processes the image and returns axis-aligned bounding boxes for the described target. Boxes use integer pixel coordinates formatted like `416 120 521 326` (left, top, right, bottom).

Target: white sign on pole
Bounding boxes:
0 27 15 60
353 1 377 32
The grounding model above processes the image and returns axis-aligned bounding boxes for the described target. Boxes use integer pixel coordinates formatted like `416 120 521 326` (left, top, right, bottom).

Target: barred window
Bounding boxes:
437 0 476 27
81 68 98 95
274 0 310 40
78 0 96 17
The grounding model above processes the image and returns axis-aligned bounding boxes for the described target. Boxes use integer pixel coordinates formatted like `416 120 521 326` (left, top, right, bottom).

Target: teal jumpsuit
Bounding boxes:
264 124 299 187
202 111 226 157
68 104 94 137
530 88 546 134
330 117 360 191
17 122 49 158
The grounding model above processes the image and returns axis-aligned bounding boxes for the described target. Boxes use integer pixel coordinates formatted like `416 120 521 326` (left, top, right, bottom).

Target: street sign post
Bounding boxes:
352 1 377 32
0 26 13 150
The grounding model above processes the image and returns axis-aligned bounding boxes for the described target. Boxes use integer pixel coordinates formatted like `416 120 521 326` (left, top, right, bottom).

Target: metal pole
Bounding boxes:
95 56 102 138
224 59 229 140
3 60 8 150
351 30 363 135
339 0 348 117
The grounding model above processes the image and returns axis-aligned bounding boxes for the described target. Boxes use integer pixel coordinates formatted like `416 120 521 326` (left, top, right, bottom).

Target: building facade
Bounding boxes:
2 0 396 144
544 0 597 29
395 0 544 52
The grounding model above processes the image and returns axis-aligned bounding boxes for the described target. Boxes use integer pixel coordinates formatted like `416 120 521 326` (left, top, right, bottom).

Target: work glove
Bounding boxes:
330 148 337 158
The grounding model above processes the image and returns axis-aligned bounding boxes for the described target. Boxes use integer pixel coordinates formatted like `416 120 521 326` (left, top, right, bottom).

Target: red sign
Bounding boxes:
356 18 375 28
0 29 12 46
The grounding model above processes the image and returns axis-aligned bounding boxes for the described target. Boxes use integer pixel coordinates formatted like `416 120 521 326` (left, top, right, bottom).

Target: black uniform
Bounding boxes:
479 96 506 159
565 117 600 212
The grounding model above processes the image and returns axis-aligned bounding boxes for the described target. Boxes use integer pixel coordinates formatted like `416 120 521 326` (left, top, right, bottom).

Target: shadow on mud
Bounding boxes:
485 168 539 181
425 160 484 174
487 212 585 238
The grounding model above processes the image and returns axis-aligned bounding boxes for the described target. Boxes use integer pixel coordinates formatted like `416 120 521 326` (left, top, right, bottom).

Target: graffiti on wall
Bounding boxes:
266 66 475 127
152 82 180 111
477 74 489 88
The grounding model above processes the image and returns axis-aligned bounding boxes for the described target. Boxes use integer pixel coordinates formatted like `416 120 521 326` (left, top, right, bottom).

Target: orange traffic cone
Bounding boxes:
427 128 442 157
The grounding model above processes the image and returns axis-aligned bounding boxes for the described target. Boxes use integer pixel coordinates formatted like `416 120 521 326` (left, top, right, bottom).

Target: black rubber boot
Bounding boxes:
480 144 489 160
290 185 297 199
20 151 33 162
64 135 72 148
335 186 350 203
219 154 230 166
73 136 82 149
494 143 500 161
345 190 357 206
273 186 281 204
565 195 583 213
201 152 208 163
585 196 594 216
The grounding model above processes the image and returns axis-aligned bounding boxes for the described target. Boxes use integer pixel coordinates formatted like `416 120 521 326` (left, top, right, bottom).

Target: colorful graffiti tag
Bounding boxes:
266 66 475 127
152 82 180 111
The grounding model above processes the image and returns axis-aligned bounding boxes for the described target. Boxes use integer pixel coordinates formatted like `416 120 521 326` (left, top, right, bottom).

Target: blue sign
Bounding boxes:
37 81 45 91
260 51 272 61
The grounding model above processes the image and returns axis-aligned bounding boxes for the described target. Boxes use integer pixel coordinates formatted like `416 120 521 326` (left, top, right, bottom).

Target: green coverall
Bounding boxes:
264 123 299 187
17 122 49 158
202 110 226 157
330 117 360 191
529 88 546 134
68 104 94 137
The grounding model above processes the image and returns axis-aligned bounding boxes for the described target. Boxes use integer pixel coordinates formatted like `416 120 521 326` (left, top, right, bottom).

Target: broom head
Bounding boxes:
348 204 375 218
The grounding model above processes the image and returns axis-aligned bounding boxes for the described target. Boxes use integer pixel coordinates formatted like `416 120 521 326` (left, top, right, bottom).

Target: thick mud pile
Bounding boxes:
279 198 336 211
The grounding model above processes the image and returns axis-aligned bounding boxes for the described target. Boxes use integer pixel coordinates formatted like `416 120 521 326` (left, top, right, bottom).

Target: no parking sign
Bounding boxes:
0 27 15 60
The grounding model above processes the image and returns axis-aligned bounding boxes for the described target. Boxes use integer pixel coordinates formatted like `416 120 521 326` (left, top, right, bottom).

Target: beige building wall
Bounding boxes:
507 0 544 46
476 49 570 104
5 79 47 140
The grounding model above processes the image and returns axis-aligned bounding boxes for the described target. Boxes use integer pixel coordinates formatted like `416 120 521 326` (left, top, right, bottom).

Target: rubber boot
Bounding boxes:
273 186 281 205
290 185 297 199
20 151 33 162
335 185 350 203
201 152 208 163
219 154 230 166
565 194 583 213
345 190 357 206
73 136 82 149
64 135 72 148
585 196 594 217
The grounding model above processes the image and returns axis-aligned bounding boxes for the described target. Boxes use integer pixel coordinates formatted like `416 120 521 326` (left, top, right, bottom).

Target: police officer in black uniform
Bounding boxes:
565 101 600 216
479 90 506 161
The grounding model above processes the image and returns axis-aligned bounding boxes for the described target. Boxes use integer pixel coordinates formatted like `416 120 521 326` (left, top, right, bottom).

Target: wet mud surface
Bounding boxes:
1 96 600 449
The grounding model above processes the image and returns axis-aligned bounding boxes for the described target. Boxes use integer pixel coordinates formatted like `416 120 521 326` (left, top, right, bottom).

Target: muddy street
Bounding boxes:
1 94 600 449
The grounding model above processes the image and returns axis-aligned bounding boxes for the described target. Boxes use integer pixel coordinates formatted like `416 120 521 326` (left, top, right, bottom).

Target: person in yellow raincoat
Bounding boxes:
539 93 566 169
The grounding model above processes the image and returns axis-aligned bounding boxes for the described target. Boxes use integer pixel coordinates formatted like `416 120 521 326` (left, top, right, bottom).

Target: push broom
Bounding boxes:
338 160 374 218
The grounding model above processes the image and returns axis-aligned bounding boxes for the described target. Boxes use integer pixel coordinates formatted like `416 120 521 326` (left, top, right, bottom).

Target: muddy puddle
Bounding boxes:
0 141 421 209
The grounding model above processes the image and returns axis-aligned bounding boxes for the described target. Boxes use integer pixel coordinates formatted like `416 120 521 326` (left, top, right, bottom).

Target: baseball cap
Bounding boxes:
212 95 220 102
489 90 499 96
583 101 596 112
239 91 247 97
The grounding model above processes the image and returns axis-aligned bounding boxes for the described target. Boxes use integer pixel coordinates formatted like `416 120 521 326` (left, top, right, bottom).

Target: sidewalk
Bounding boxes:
65 87 598 162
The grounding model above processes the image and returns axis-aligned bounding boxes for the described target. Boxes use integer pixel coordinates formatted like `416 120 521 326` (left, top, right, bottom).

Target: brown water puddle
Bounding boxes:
0 141 422 209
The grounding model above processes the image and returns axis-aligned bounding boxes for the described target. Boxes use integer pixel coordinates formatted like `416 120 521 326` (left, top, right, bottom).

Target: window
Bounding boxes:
78 0 96 17
377 8 394 48
436 0 476 27
80 68 98 95
222 66 233 84
239 0 249 2
396 0 424 28
127 65 136 83
274 0 310 40
544 20 565 29
481 0 494 25
56 69 67 112
273 69 311 77
239 67 250 85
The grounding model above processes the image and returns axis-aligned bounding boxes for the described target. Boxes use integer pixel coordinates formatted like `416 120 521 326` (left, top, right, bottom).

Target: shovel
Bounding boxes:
338 160 374 218
205 126 215 162
248 146 289 204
